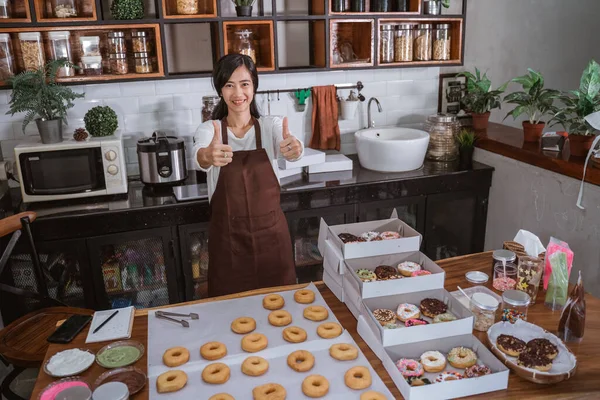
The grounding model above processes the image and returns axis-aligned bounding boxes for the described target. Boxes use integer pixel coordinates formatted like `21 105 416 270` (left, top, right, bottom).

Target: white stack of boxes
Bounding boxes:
276 148 353 183
317 211 510 400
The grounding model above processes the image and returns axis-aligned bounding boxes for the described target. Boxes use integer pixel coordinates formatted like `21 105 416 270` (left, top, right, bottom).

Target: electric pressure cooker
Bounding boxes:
137 131 187 185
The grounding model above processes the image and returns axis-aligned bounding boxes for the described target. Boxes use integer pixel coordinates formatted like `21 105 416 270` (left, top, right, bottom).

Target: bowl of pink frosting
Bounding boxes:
38 377 90 400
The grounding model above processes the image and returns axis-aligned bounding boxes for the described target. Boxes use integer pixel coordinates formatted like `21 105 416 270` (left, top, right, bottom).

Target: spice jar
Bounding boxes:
0 34 15 81
18 32 45 71
50 0 78 17
424 113 460 161
433 23 451 61
414 23 433 61
234 29 256 65
80 36 101 56
176 0 198 14
470 292 499 332
134 52 152 74
502 289 531 323
516 255 544 304
132 31 152 53
107 31 126 54
202 95 220 122
0 0 11 18
109 53 128 75
394 24 414 62
82 55 102 76
380 24 395 64
493 262 518 292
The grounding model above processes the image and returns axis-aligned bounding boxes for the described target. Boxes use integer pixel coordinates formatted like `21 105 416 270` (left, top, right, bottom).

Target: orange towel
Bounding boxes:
310 85 341 151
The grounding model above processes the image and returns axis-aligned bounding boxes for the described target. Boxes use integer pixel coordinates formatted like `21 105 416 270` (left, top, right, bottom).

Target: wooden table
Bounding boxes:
31 252 600 399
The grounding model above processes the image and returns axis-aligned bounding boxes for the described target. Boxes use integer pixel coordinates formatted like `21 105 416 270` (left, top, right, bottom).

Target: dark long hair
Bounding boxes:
211 54 261 120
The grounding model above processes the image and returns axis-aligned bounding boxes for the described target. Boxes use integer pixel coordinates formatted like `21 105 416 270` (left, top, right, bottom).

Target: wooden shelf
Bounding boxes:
330 19 374 69
328 0 421 16
223 20 275 72
162 0 217 19
33 0 97 22
2 0 32 22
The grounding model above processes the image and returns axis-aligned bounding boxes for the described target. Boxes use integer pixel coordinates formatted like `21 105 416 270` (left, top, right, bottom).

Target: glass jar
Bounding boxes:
414 23 433 61
108 31 126 54
470 292 499 332
0 33 15 80
132 31 152 53
176 0 198 15
516 255 544 304
502 289 531 323
51 0 78 17
424 113 460 161
434 23 451 61
491 249 516 275
371 0 390 12
351 0 365 12
394 24 414 62
0 0 11 18
82 55 102 76
80 36 101 56
18 32 45 71
134 52 152 74
48 31 74 77
234 29 256 65
493 262 518 292
380 24 395 64
202 95 220 122
392 0 409 12
109 53 128 75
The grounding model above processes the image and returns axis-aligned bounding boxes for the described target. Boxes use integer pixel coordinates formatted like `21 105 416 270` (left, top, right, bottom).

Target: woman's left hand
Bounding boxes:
280 117 302 161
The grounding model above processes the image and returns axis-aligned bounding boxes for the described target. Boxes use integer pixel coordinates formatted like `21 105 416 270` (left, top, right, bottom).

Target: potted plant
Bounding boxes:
424 0 450 15
458 68 508 131
6 59 84 144
84 106 119 137
232 0 255 17
456 129 478 169
504 69 560 142
550 60 600 157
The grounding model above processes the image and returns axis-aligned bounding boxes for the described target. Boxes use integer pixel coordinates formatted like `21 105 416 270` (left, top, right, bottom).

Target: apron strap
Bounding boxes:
220 119 229 145
219 117 262 149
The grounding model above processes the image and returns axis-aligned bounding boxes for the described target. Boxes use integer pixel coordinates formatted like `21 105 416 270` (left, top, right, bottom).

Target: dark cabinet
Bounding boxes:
178 223 210 301
357 196 426 233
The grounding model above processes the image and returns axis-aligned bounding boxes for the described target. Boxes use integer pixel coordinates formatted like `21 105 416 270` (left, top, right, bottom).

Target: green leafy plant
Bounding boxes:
231 0 255 6
456 129 478 149
504 69 560 124
442 0 451 8
6 59 84 133
458 68 508 114
550 60 600 136
111 0 144 20
84 106 119 137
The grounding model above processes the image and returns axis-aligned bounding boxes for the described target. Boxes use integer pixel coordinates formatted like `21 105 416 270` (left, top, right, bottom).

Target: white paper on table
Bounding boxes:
513 229 546 257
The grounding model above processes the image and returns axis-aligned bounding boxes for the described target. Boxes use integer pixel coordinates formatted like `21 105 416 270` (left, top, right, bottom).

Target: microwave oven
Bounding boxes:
14 136 128 203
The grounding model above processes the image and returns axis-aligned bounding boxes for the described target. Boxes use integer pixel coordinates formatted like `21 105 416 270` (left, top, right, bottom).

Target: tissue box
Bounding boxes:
278 148 326 170
307 154 353 173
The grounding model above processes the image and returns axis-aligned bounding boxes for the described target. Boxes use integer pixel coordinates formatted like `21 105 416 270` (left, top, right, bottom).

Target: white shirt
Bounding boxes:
193 116 304 202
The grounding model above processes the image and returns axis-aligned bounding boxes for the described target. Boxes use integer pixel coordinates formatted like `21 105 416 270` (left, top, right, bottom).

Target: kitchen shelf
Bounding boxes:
1 0 32 23
33 0 97 22
330 19 375 68
223 20 275 72
162 0 217 19
328 0 421 16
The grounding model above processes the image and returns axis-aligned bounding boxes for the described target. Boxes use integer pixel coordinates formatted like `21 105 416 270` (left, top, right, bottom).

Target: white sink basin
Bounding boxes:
355 127 430 172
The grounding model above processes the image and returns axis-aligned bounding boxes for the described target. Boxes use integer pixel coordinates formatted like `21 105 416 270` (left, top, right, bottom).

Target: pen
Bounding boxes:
93 310 119 334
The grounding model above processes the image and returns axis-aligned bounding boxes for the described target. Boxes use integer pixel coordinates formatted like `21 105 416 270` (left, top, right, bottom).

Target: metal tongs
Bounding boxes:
155 311 199 328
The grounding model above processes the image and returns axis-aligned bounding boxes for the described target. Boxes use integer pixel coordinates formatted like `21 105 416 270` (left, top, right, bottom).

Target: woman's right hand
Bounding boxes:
197 121 233 168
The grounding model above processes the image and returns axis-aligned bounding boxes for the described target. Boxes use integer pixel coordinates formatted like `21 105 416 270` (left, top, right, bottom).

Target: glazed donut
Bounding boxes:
395 358 424 378
372 309 396 326
287 350 315 372
208 394 235 400
317 322 342 339
433 312 457 324
200 342 227 361
162 346 190 367
420 351 446 373
268 310 292 327
242 333 268 353
294 289 315 304
302 375 329 398
202 362 230 384
356 269 377 282
156 370 187 393
405 318 429 327
411 270 431 277
252 383 286 400
396 303 420 322
464 364 492 378
231 317 256 334
397 261 421 277
329 343 359 361
263 294 285 310
344 366 372 390
242 356 269 377
447 347 478 369
282 326 307 343
360 391 387 400
303 306 329 321
435 371 463 382
380 231 401 240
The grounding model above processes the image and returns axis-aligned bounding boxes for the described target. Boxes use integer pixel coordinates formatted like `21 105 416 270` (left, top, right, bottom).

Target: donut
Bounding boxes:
395 358 424 377
525 338 559 360
360 391 388 400
380 231 401 240
282 326 307 343
209 394 235 400
406 376 432 386
252 383 286 400
517 351 552 372
287 350 315 372
242 356 269 377
447 347 477 369
396 303 420 322
242 333 268 353
231 317 256 334
317 322 342 339
435 371 463 382
156 370 187 393
329 343 359 361
374 265 401 280
263 294 285 310
419 298 448 318
383 323 399 329
496 334 527 357
372 309 396 326
201 363 230 384
344 366 372 390
405 318 429 327
465 364 492 378
411 270 431 277
303 306 329 321
162 346 190 367
302 375 329 398
200 342 227 361
294 289 315 304
338 233 365 243
356 269 377 282
397 261 421 277
268 310 292 327
420 351 446 373
433 312 457 324
360 231 380 241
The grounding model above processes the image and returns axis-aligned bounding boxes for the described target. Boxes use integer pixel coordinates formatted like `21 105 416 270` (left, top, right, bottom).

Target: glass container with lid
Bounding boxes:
380 24 395 64
109 53 128 75
434 23 451 61
424 113 460 161
0 0 11 18
18 32 45 71
108 31 126 54
502 289 531 323
465 271 489 286
134 52 152 74
132 31 153 53
48 31 74 77
0 33 16 80
414 23 433 61
470 292 499 332
176 0 198 15
50 0 78 17
80 36 101 57
202 95 220 122
234 29 256 65
493 262 517 291
394 24 414 62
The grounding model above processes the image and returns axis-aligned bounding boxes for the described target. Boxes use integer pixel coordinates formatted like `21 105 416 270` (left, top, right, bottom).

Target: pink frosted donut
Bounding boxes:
395 358 424 378
435 371 463 382
411 270 431 277
405 318 429 327
380 231 401 240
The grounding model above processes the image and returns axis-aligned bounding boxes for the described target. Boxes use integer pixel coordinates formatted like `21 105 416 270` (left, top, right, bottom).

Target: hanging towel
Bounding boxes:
310 85 341 151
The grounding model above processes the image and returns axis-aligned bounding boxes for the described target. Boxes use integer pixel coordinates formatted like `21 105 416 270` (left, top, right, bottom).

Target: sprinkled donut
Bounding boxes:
420 350 447 373
435 371 463 382
360 231 380 241
356 269 377 282
464 364 492 378
396 303 420 322
447 347 478 369
411 270 431 277
397 261 421 277
395 358 424 378
380 231 401 240
405 318 429 327
374 265 401 280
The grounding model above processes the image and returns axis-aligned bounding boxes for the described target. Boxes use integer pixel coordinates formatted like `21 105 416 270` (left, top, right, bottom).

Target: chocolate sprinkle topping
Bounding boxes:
373 309 396 322
374 265 400 280
525 338 559 358
497 334 527 353
338 233 365 243
419 298 447 316
517 351 552 369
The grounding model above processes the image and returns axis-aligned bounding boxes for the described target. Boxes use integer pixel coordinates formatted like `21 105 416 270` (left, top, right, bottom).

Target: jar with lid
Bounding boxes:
394 24 414 62
134 52 152 74
0 33 15 81
502 289 531 323
424 113 460 161
470 292 499 332
107 31 126 54
132 31 153 53
234 29 256 65
414 23 433 61
491 249 516 275
379 24 395 64
433 23 451 60
80 36 101 57
202 95 220 122
176 0 198 15
50 0 78 17
82 55 102 76
493 262 518 292
48 31 74 77
18 32 45 71
109 53 128 75
0 0 11 18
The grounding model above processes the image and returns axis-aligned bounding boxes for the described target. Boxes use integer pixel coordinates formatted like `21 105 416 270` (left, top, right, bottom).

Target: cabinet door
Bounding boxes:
178 223 209 301
357 196 426 233
87 228 180 310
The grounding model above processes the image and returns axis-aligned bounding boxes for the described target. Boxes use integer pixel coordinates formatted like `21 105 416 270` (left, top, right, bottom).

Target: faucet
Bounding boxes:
367 97 383 128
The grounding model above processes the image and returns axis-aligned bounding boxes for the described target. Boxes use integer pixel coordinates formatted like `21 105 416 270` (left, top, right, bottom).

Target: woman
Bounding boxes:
193 54 303 297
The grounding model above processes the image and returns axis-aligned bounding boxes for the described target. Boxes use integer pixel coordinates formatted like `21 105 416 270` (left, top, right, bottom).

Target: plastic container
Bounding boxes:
424 113 460 161
394 24 414 62
502 289 531 323
434 23 451 60
131 31 152 53
82 55 102 76
134 52 152 74
491 249 516 273
465 271 489 286
0 0 11 19
109 53 128 75
493 262 517 292
18 32 45 71
108 31 126 54
380 24 395 63
516 255 544 304
0 33 16 80
414 23 433 61
234 29 256 64
470 292 499 332
79 36 101 57
48 31 74 77
202 95 220 122
92 382 129 400
50 0 78 17
176 0 198 15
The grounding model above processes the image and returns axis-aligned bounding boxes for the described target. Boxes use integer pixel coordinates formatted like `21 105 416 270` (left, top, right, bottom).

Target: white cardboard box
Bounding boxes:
322 238 346 275
272 160 303 179
307 170 354 183
307 154 353 173
357 315 385 361
362 288 474 346
278 147 326 170
323 268 344 302
344 251 445 298
343 273 365 321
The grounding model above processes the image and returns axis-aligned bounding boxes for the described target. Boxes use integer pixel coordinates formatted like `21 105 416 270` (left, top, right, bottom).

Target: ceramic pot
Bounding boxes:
235 5 252 16
471 112 490 131
523 121 545 142
459 146 474 169
568 134 595 157
35 118 63 144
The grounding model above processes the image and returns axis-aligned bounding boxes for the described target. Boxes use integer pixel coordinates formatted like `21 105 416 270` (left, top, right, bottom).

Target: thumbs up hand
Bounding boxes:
280 117 302 160
197 121 233 168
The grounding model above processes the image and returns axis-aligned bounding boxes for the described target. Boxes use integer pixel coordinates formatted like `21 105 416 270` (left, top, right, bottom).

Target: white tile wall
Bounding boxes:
0 68 440 175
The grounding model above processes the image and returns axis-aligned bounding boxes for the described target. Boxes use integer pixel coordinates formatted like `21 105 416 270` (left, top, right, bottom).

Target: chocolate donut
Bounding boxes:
525 338 559 360
496 334 526 357
338 233 365 243
419 298 447 318
517 350 552 372
374 265 401 280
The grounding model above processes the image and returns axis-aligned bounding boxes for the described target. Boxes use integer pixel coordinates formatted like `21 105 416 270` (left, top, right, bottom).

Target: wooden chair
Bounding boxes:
0 212 93 400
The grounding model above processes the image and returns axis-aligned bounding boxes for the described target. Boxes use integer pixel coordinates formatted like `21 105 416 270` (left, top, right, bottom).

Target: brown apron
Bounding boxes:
207 118 297 297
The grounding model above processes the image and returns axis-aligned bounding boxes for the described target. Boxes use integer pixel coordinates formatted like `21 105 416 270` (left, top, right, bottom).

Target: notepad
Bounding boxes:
85 306 135 344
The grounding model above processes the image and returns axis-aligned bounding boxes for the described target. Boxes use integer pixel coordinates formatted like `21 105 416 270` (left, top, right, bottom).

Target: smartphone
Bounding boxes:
47 314 92 344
